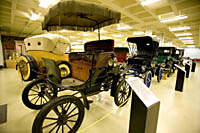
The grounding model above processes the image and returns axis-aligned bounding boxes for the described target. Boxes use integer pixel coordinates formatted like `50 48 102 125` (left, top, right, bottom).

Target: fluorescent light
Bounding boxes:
187 45 195 47
182 39 194 41
160 15 188 23
70 36 76 39
179 37 193 40
29 11 40 21
133 31 145 35
175 33 192 36
82 33 90 36
169 26 190 31
182 40 194 44
182 40 194 43
117 24 132 30
71 42 81 45
141 0 160 6
39 0 60 8
184 42 194 44
151 35 157 38
112 34 124 37
59 29 67 32
94 29 107 33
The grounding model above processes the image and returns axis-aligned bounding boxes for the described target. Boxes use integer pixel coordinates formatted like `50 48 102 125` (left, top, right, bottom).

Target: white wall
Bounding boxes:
0 35 4 67
184 47 200 59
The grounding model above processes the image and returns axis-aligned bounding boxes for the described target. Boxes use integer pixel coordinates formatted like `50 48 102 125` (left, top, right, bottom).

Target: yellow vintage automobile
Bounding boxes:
16 33 72 81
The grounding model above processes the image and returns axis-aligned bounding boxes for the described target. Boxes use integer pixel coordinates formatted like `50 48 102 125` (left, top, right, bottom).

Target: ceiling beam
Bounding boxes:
123 3 139 9
97 0 144 24
11 0 17 25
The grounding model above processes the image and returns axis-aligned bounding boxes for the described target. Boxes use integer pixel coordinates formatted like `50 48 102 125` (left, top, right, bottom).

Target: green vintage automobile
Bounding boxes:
156 47 176 76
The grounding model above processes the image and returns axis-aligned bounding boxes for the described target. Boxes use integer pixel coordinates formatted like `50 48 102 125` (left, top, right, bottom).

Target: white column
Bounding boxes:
145 29 152 36
199 25 200 45
0 35 4 67
158 33 164 46
168 41 173 46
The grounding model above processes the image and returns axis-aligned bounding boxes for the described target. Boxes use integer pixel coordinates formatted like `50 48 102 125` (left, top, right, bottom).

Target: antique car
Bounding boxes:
174 48 184 66
16 33 72 81
21 39 131 132
156 46 176 76
126 36 162 88
114 47 129 68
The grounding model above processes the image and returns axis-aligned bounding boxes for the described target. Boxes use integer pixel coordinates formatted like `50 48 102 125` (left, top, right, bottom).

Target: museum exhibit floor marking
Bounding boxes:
78 97 131 133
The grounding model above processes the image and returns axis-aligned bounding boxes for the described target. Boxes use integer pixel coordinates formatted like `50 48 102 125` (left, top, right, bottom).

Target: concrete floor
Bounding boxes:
0 64 200 133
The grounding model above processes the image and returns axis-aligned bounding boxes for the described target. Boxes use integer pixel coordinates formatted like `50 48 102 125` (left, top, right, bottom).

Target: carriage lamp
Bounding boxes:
161 63 166 68
108 56 118 67
141 66 146 71
108 58 114 67
113 57 118 67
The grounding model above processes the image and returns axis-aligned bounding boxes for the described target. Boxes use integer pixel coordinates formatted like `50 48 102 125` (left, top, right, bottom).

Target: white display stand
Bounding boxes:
126 77 160 133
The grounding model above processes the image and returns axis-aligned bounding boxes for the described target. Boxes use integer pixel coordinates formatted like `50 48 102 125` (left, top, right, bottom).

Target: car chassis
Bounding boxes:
22 40 132 133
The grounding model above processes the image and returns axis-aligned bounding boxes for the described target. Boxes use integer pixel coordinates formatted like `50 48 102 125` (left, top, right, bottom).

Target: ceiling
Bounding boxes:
0 0 200 48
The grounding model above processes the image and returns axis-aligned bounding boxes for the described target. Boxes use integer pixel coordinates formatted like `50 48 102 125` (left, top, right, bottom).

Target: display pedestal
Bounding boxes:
175 64 185 92
0 104 7 124
191 61 196 72
185 63 190 78
126 77 160 133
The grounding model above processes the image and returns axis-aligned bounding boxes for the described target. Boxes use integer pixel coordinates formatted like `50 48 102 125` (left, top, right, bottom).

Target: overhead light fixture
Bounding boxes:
59 29 67 32
39 0 60 8
94 29 107 33
100 36 109 39
29 11 40 21
117 24 132 30
160 15 188 23
169 26 190 31
186 45 195 47
151 35 157 38
141 0 160 6
112 34 124 37
175 33 192 36
179 37 193 40
182 40 194 43
70 36 76 39
182 40 194 44
133 31 145 35
82 33 90 36
71 42 81 45
184 42 194 44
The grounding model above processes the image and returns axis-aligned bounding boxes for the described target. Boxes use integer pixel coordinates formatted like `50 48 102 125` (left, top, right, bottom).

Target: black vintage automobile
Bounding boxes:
126 36 162 88
156 46 176 76
22 39 131 133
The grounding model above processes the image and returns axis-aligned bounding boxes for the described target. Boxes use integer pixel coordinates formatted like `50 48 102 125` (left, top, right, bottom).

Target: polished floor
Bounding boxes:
0 64 200 133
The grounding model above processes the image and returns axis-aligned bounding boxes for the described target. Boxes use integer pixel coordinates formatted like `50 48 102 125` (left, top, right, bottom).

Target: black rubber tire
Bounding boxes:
157 68 162 82
144 71 152 88
114 78 131 106
17 55 37 81
58 62 72 79
32 95 84 133
22 78 57 110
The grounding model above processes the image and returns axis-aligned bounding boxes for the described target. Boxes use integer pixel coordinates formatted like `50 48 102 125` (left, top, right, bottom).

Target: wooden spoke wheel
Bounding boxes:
17 55 37 81
144 71 152 88
32 95 84 133
22 78 57 110
114 78 131 106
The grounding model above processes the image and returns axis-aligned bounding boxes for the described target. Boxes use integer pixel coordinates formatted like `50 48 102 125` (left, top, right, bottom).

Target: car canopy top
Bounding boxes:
158 47 176 56
127 36 159 56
